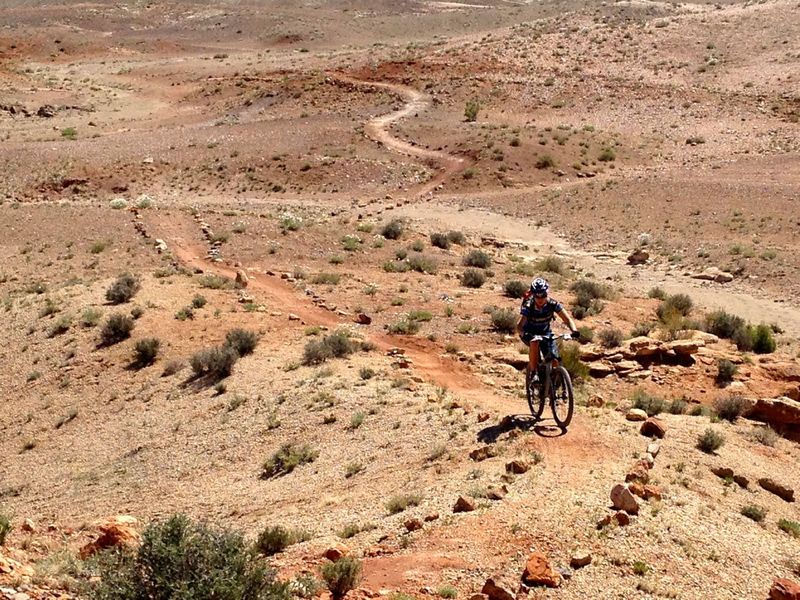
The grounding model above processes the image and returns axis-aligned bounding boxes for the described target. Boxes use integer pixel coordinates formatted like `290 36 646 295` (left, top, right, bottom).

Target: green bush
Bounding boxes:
430 233 450 249
106 273 140 304
190 345 239 379
88 514 289 600
388 319 421 335
464 99 480 122
302 331 356 364
191 295 207 309
0 513 11 546
504 280 527 299
535 255 566 275
714 395 749 422
697 428 725 454
647 287 667 300
559 341 589 381
100 313 134 346
321 556 362 600
463 249 491 268
570 278 612 319
741 505 766 522
447 231 466 245
262 443 318 478
631 389 666 416
386 493 422 515
312 273 341 285
752 426 779 447
254 526 309 556
438 586 458 599
716 359 738 386
490 308 517 334
705 309 746 339
535 154 555 169
81 307 102 328
751 324 776 354
198 274 234 289
381 220 404 240
576 326 594 343
407 255 438 274
656 294 693 321
133 338 160 368
778 519 800 538
668 398 688 415
225 328 258 356
630 322 655 337
598 327 623 348
461 268 486 288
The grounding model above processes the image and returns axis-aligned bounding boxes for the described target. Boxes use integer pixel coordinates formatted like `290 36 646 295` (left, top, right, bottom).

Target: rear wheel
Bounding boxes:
526 368 546 420
550 366 574 429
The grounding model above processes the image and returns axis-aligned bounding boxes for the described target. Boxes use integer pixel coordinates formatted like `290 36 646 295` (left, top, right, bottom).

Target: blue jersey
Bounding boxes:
520 296 563 334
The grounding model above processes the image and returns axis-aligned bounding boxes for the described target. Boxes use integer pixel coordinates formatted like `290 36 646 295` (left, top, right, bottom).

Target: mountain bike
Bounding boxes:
524 333 575 429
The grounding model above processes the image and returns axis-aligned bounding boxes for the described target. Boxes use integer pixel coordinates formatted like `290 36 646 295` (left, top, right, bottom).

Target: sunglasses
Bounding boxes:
533 293 547 298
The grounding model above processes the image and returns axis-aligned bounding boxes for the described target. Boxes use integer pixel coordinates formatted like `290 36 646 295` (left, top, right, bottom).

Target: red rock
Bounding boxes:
453 496 477 513
770 578 800 600
355 313 372 325
235 270 249 287
469 445 497 462
424 513 439 522
79 516 140 559
625 465 650 485
505 460 530 474
323 543 349 561
643 485 663 501
477 412 490 423
404 518 423 532
521 552 561 588
758 478 795 502
629 482 645 498
640 417 666 439
614 511 631 526
481 578 515 600
610 484 640 514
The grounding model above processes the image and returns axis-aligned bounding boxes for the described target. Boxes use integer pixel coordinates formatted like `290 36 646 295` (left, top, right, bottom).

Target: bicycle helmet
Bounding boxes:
530 277 549 296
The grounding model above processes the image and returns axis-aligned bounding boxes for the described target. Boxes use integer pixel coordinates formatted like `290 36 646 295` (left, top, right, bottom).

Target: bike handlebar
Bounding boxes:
527 333 575 341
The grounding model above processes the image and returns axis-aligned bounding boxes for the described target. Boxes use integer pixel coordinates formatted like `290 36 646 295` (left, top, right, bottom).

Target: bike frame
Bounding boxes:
527 333 573 399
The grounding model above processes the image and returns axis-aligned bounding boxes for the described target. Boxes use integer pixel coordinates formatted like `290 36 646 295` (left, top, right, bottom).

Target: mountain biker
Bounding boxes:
516 277 579 383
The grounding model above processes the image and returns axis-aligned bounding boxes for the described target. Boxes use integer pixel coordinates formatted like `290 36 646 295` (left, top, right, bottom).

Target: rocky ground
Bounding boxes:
1 1 799 599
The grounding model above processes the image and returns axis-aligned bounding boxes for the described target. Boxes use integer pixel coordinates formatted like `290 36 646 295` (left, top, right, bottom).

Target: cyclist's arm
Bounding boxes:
556 307 578 333
516 315 527 336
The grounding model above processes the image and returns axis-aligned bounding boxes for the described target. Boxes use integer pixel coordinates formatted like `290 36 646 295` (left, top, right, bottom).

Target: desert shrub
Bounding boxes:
48 315 72 337
302 330 355 365
130 306 144 320
408 310 433 322
630 322 655 337
255 526 309 556
461 268 486 288
191 295 207 309
705 309 746 339
750 324 776 354
175 306 194 321
410 240 424 252
697 428 725 454
198 274 234 289
576 326 594 343
0 513 11 546
100 313 134 346
312 273 341 285
598 327 623 348
504 280 527 298
656 293 693 321
408 255 438 274
647 287 667 300
570 278 612 319
668 398 688 415
359 367 375 380
438 586 458 599
535 255 566 275
632 561 649 576
752 426 779 447
778 519 800 538
463 249 491 268
321 556 362 600
261 443 318 478
430 233 450 249
741 505 766 522
162 360 184 377
716 359 738 386
386 493 422 515
383 260 411 273
464 99 480 122
631 389 666 416
535 154 555 169
105 273 140 304
598 148 616 162
559 341 589 381
388 319 421 335
225 328 258 356
714 394 749 422
133 338 160 367
190 345 239 379
490 308 517 334
381 219 404 240
88 514 289 600
292 574 322 599
447 231 466 245
81 307 102 327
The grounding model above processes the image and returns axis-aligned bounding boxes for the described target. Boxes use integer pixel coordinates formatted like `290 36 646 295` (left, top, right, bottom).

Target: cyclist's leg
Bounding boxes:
547 337 561 367
528 340 540 376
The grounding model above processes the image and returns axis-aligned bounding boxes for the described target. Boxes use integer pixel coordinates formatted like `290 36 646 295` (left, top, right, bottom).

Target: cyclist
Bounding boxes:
516 277 579 383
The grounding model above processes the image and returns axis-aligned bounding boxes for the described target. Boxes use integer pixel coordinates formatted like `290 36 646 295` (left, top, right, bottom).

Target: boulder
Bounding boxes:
622 337 663 358
587 394 605 407
79 516 140 559
469 595 490 600
478 412 491 423
486 348 527 370
323 543 349 561
570 550 592 569
579 345 607 362
711 466 734 479
486 485 508 501
665 339 703 355
404 518 423 532
355 313 372 325
614 511 631 526
625 465 650 485
643 485 663 501
424 513 439 522
626 409 648 422
505 460 530 474
627 249 649 265
614 360 641 373
481 578 516 600
758 478 795 502
770 579 800 600
235 270 249 287
470 445 498 462
453 496 477 513
588 361 615 377
521 552 561 588
746 397 800 440
640 417 666 439
610 484 640 514
691 267 734 283
21 519 36 533
646 442 661 458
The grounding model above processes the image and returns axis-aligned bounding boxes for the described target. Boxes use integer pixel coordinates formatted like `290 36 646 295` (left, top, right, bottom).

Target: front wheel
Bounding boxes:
550 366 574 429
526 368 546 421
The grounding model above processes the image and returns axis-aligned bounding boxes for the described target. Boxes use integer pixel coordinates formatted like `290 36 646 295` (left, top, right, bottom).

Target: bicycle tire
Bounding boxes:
526 368 546 420
550 366 574 429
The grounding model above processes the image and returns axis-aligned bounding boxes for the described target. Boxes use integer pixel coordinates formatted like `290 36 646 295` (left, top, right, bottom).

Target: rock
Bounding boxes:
424 513 439 522
769 578 800 600
640 417 666 438
627 249 649 265
758 478 795 502
505 460 530 474
453 496 477 513
486 348 527 370
477 412 490 423
355 313 372 325
288 313 301 321
570 550 592 569
646 442 661 458
235 270 249 287
642 453 655 468
615 360 641 373
626 465 650 485
747 397 800 440
610 484 640 514
469 445 498 462
481 578 516 600
588 361 615 377
623 337 663 358
579 345 606 361
323 544 349 561
629 482 645 498
404 518 423 532
665 339 703 355
79 516 140 559
626 408 648 422
643 485 663 501
614 511 631 526
596 514 612 529
691 267 734 283
712 466 734 479
733 475 749 489
521 552 561 588
37 104 56 118
486 485 508 501
20 519 36 533
469 595 490 600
